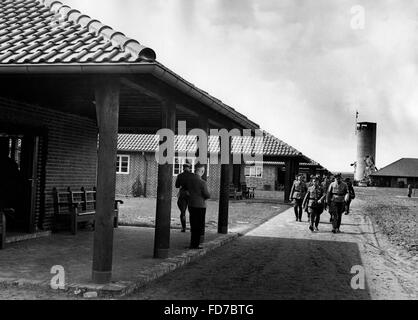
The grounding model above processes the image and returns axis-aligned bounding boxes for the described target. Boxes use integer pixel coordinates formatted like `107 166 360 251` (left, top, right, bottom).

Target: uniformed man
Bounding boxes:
307 174 315 187
327 173 348 233
344 178 355 214
175 162 194 232
303 176 325 232
321 174 332 222
290 174 307 222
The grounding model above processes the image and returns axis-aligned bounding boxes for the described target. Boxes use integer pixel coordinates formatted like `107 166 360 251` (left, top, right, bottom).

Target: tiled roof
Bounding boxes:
245 161 325 167
0 0 259 130
118 132 304 158
0 0 156 64
371 158 418 178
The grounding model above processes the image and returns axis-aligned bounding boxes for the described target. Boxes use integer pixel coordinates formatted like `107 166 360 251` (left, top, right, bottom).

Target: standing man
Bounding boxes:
290 174 307 222
327 173 348 234
183 163 210 249
175 162 194 232
303 176 325 232
407 184 413 198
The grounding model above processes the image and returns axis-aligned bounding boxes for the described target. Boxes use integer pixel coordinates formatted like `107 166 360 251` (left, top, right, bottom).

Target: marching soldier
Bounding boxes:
321 174 332 222
307 174 315 187
290 174 307 222
327 173 348 233
344 178 355 214
303 176 325 232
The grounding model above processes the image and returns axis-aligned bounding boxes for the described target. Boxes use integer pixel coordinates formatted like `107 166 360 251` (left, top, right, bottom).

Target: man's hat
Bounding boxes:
335 173 342 178
183 162 192 168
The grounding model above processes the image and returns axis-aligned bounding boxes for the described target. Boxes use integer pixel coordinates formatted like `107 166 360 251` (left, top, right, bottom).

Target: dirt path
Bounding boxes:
123 201 417 300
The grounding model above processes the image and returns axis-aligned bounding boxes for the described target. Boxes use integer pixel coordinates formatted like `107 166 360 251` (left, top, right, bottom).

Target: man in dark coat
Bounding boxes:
175 162 194 232
183 163 210 249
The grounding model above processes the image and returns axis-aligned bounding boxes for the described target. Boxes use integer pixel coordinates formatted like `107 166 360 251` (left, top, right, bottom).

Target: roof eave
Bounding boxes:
0 63 259 130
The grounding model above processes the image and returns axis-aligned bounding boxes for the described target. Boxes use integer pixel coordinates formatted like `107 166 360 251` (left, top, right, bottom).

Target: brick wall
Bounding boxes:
0 97 98 231
116 152 222 199
245 164 277 191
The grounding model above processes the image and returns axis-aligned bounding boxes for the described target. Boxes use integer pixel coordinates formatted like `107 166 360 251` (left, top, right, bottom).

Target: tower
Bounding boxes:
355 122 377 182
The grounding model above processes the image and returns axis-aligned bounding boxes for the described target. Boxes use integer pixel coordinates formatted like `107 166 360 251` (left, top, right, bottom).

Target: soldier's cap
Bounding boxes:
183 162 192 168
335 173 342 178
195 163 205 170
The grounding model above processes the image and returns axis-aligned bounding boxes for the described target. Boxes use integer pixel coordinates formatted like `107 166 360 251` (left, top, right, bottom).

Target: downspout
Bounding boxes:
143 151 148 198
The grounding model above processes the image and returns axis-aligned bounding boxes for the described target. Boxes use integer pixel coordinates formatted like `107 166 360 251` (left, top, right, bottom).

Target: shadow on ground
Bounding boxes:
124 236 371 300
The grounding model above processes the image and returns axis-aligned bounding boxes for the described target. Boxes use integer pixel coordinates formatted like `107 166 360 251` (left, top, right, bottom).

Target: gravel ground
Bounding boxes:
0 284 80 300
355 187 418 255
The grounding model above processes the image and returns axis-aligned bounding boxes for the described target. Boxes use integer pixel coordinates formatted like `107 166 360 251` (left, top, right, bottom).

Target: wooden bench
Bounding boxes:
229 184 243 200
53 187 123 235
241 183 256 199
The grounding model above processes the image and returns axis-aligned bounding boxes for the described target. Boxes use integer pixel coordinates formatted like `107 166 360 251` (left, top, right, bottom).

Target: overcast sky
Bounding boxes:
65 0 418 172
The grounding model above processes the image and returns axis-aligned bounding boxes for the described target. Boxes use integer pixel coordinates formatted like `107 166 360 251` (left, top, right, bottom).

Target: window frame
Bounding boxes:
173 156 210 177
116 154 130 175
245 165 263 178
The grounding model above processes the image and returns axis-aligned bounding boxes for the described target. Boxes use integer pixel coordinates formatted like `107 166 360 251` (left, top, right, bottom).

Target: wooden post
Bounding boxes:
198 115 209 181
92 77 120 284
0 211 5 249
218 136 232 234
284 159 299 202
198 115 209 243
154 100 176 259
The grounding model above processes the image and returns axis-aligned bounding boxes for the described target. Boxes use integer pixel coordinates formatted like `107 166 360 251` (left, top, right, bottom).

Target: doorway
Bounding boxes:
0 132 40 234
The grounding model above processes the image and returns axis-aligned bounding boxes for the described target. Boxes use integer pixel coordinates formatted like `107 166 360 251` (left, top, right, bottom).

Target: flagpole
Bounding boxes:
355 110 359 135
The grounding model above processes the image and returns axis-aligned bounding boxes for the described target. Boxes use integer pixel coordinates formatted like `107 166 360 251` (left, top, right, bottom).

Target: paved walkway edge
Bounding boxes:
0 232 240 298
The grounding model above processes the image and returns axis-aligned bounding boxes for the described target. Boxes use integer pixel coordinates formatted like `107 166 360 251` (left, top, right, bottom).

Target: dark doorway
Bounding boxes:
0 133 40 234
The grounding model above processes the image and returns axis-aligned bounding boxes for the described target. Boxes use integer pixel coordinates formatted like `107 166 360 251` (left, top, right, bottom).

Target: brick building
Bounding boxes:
0 0 263 282
116 133 328 198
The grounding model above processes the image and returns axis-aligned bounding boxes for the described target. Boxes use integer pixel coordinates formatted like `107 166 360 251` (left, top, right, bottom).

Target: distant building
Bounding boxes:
116 133 329 198
370 158 418 188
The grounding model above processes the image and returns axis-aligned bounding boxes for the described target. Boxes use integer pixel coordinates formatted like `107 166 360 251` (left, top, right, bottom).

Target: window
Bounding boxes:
245 165 263 178
173 157 210 176
116 155 130 174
